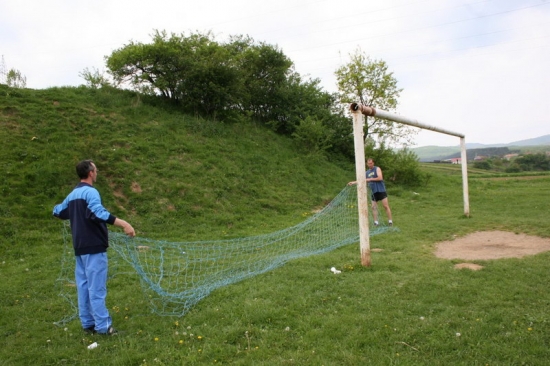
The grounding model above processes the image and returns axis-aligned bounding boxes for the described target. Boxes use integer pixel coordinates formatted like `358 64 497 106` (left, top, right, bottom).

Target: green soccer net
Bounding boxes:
55 185 395 324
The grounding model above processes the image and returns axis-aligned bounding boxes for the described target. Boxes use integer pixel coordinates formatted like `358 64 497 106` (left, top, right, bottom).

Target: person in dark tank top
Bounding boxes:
348 158 393 226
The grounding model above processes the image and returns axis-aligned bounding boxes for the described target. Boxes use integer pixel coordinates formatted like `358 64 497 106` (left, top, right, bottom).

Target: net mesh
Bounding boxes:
55 185 395 323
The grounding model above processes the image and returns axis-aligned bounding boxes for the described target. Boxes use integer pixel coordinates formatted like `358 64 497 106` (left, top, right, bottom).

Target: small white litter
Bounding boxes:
330 267 341 274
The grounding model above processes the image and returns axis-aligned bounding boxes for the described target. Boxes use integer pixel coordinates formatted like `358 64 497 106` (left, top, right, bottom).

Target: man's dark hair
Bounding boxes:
76 160 95 179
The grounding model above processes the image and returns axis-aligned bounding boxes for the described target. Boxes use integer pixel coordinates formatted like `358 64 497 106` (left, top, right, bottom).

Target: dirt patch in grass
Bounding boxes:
434 231 550 270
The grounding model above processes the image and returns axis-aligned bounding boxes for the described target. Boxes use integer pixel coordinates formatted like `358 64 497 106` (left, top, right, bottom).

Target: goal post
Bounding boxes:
350 103 470 267
351 106 371 267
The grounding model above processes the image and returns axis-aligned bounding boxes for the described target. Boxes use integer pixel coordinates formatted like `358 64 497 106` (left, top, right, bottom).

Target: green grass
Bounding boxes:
2 85 550 365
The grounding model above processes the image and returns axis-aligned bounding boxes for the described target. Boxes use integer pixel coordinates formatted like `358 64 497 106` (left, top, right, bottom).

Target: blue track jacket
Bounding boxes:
53 183 117 256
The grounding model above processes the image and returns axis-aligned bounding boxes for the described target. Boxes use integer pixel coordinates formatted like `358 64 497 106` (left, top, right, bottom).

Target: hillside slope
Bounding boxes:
0 85 354 241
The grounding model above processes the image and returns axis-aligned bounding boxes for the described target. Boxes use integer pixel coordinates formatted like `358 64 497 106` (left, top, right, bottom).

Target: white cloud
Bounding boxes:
1 0 549 146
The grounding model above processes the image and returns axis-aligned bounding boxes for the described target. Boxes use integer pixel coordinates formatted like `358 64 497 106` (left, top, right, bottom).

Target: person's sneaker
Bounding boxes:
388 221 393 226
374 221 379 226
83 326 96 335
99 326 118 335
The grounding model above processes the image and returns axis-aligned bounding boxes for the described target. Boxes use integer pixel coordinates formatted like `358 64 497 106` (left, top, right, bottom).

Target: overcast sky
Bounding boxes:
2 0 549 147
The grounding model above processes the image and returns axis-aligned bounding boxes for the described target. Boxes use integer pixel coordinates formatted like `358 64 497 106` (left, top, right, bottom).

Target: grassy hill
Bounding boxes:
0 84 354 242
2 84 550 365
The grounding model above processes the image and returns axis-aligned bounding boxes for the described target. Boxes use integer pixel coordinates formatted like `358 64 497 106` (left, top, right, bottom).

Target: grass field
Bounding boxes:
1 85 550 365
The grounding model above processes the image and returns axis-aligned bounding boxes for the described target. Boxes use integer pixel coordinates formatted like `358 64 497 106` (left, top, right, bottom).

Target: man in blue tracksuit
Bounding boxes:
53 160 135 335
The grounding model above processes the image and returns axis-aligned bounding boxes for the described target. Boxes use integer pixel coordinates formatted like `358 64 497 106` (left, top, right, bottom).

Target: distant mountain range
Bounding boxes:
412 134 550 162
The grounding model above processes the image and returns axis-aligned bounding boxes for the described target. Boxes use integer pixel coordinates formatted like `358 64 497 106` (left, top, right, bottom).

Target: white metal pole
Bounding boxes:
351 109 371 267
351 103 465 138
460 137 470 217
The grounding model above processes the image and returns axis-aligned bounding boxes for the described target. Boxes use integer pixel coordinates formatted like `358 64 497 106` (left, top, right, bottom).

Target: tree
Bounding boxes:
363 142 429 187
79 67 112 89
292 115 333 153
473 160 492 170
1 55 27 88
6 69 27 88
515 153 550 171
106 30 242 117
335 48 416 146
227 35 294 124
106 30 196 99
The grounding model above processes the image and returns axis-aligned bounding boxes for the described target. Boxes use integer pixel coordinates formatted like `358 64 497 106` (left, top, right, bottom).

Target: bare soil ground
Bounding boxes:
434 231 550 270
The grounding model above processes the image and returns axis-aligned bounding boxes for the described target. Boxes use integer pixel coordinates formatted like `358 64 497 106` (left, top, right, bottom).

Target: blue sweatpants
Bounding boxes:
75 252 112 333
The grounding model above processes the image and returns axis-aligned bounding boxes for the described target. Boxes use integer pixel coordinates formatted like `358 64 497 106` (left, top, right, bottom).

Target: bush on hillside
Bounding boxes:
365 142 430 187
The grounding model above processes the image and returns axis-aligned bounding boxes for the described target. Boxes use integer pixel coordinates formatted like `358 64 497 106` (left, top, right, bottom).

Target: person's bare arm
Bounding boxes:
367 167 384 182
114 218 135 237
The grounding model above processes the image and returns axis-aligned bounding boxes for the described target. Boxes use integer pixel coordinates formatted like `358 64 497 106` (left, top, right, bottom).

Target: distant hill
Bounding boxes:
504 134 550 147
412 134 550 162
